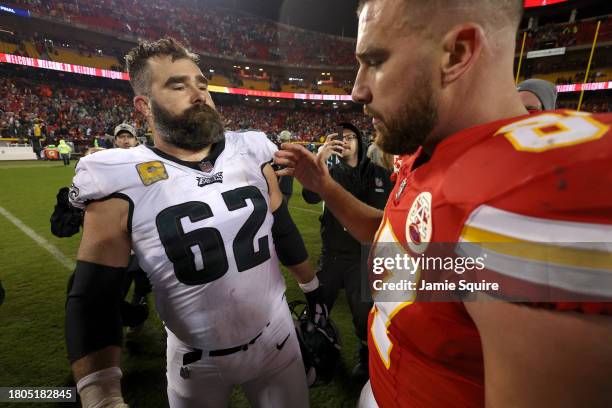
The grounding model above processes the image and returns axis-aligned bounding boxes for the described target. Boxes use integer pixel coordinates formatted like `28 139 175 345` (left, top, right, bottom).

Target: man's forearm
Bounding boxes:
319 179 383 243
286 259 316 284
72 347 126 408
72 346 121 382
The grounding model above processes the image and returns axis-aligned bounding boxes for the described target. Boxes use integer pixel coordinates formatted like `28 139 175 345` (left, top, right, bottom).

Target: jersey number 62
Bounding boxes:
156 186 271 285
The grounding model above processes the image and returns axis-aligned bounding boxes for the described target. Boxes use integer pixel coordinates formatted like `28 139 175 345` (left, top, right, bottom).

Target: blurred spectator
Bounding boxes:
57 139 72 165
517 79 558 111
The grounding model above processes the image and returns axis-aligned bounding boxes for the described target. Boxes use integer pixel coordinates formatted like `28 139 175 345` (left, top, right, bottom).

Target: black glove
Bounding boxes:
303 285 329 326
50 187 83 237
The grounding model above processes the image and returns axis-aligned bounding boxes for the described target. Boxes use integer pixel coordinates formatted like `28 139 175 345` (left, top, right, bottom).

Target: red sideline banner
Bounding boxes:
524 0 567 7
0 52 608 99
556 82 612 93
0 52 128 80
211 86 352 101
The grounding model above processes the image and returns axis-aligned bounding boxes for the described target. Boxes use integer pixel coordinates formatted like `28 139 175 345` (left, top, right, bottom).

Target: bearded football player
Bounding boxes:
66 38 326 408
274 0 612 407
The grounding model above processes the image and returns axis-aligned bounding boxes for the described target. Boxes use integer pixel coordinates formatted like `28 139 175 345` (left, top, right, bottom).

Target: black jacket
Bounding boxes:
303 126 392 257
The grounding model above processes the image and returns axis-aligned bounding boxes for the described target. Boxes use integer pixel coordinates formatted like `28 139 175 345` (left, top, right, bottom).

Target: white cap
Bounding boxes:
279 130 291 142
114 123 136 137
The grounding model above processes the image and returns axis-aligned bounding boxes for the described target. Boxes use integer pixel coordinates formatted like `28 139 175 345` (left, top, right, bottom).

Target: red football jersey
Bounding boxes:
368 111 612 407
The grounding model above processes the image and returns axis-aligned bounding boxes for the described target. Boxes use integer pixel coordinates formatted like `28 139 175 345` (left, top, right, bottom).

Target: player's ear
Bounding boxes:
439 23 484 86
134 95 152 118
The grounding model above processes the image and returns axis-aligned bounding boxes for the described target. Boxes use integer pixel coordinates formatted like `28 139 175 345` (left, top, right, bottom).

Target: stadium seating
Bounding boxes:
0 71 373 150
6 0 356 66
49 47 119 70
0 40 19 54
6 0 609 70
518 18 612 52
241 79 272 91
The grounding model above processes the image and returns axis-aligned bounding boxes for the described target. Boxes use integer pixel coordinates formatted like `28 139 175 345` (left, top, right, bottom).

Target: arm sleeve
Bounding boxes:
459 167 612 315
302 188 322 204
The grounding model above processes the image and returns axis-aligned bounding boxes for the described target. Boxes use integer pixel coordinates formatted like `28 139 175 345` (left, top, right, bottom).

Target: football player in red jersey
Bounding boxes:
275 0 612 407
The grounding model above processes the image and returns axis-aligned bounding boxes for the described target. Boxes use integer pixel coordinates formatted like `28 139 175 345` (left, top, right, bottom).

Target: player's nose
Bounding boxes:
189 86 206 105
352 68 372 105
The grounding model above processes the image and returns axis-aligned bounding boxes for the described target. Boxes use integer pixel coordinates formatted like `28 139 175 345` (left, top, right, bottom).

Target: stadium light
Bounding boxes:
245 66 250 70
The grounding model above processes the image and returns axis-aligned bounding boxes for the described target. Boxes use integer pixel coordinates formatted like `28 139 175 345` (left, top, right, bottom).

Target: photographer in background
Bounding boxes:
302 123 392 381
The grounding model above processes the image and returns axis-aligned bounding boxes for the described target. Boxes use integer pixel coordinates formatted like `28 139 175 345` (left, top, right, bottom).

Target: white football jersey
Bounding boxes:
70 131 286 349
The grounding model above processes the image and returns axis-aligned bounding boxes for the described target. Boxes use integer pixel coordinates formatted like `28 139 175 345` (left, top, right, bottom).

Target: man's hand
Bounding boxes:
50 187 83 238
317 137 345 163
276 142 384 244
274 143 333 194
299 276 329 325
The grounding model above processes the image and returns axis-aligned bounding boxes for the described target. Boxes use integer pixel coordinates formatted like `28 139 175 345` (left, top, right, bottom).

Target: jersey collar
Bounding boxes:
147 141 226 171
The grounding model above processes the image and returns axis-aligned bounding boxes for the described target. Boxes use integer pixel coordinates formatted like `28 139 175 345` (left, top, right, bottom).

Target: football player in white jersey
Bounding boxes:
65 38 325 408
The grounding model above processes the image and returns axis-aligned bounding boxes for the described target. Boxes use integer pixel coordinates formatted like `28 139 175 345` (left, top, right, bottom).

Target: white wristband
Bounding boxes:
77 367 122 393
298 276 320 293
77 367 126 408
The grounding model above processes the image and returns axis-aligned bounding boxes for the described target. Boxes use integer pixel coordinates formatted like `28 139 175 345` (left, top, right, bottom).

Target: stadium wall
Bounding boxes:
0 145 37 160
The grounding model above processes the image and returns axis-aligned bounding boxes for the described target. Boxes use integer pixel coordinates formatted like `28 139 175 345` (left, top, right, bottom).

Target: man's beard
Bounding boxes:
368 70 438 156
152 101 225 151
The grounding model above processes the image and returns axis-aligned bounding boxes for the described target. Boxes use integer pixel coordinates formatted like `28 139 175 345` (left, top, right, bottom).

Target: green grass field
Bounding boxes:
0 160 364 407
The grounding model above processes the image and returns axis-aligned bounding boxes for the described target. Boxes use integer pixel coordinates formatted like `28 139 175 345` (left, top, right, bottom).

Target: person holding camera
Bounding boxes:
302 123 392 381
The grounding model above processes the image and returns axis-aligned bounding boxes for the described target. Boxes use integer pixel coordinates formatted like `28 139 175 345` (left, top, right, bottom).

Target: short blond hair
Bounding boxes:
357 0 523 34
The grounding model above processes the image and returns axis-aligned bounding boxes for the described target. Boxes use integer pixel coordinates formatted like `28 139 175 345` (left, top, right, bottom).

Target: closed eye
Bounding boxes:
356 48 389 69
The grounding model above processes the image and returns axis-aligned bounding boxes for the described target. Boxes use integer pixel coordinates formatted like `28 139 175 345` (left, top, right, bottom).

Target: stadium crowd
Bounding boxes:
0 74 135 145
7 0 356 66
8 0 610 68
2 64 611 152
0 71 374 150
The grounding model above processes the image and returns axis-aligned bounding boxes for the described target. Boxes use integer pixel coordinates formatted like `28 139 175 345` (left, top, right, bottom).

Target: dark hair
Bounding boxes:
125 37 199 95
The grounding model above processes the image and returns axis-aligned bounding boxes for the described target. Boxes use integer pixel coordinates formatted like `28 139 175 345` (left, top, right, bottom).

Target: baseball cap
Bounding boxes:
114 123 136 137
279 130 292 142
517 79 558 111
